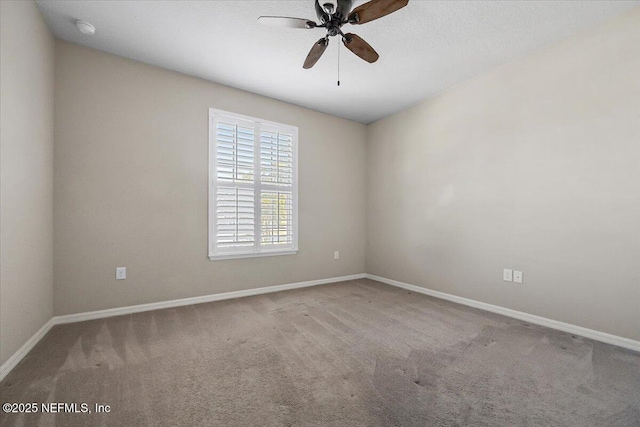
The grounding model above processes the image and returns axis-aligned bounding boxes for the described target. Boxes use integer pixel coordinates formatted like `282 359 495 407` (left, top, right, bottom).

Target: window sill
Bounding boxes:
208 249 298 261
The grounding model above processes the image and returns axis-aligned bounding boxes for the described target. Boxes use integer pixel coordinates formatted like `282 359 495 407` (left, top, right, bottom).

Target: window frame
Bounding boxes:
208 108 299 261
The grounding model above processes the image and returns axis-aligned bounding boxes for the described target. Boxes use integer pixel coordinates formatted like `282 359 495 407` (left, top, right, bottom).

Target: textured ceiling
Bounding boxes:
36 0 639 123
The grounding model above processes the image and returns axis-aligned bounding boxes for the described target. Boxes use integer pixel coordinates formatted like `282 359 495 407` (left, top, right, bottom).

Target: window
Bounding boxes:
208 109 298 260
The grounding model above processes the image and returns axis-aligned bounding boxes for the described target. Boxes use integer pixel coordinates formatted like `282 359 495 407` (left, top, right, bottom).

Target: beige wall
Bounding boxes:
366 9 640 341
54 41 367 315
0 1 55 365
3 4 635 365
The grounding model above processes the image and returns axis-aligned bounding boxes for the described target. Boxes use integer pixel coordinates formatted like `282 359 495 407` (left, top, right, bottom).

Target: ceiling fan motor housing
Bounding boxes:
317 0 353 35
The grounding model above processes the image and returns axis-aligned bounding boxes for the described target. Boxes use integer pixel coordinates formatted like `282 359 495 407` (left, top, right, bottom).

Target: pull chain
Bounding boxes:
337 41 341 86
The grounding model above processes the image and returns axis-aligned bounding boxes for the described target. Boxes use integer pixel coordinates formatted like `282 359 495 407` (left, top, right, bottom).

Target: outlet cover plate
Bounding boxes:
514 271 523 283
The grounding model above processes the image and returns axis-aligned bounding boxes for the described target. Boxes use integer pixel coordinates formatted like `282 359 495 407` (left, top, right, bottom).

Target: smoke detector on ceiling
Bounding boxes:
75 20 95 35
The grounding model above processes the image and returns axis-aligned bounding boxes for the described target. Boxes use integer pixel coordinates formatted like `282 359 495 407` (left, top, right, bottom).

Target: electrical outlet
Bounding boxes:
116 267 126 280
514 271 523 283
503 269 513 282
334 251 339 260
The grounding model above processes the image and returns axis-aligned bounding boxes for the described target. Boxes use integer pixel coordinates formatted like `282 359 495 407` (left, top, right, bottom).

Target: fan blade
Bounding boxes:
342 33 379 63
303 38 329 69
348 0 408 24
258 16 316 29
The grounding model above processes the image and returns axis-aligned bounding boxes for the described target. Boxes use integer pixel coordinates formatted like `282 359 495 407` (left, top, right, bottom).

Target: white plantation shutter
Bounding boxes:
259 127 294 248
216 121 255 183
216 186 255 248
261 190 293 246
260 130 293 185
209 109 298 260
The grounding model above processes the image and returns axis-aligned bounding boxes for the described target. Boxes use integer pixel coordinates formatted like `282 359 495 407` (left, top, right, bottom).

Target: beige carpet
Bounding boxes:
1 279 639 426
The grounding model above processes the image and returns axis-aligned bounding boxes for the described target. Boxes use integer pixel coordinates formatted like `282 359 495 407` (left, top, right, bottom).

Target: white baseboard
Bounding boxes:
366 274 640 353
3 272 636 383
54 273 366 325
0 318 55 382
0 273 366 382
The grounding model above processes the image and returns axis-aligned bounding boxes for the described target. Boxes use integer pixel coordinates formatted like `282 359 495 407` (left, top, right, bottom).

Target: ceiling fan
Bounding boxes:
258 0 409 69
